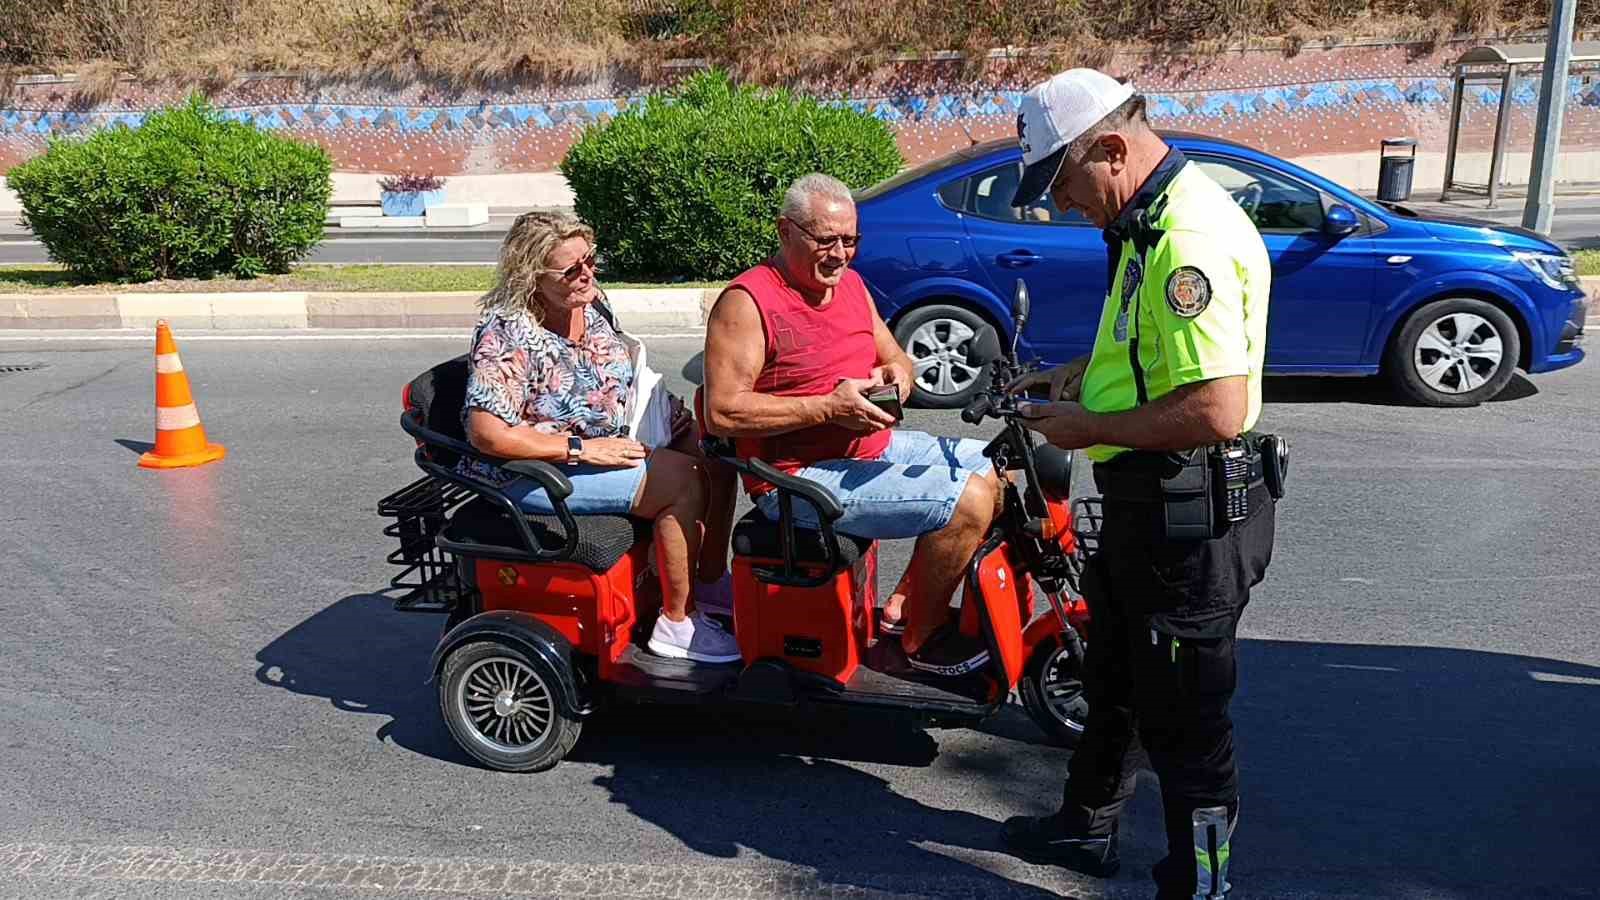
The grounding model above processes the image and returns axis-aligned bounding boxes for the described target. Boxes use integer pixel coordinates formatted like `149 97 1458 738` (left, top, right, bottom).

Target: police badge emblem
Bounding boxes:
1114 256 1142 342
1165 267 1211 317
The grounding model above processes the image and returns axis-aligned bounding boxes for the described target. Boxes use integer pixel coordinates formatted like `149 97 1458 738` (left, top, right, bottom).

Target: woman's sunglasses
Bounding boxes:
540 251 598 281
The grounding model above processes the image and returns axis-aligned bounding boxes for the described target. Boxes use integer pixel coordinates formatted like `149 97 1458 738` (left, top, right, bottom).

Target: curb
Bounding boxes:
0 280 1592 333
0 288 718 332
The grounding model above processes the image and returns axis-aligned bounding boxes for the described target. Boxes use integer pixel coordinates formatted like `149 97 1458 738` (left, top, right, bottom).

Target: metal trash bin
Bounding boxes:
1377 138 1417 202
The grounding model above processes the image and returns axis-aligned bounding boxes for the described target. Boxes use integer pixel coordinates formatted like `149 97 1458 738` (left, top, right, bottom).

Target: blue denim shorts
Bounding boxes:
754 429 991 540
502 456 650 517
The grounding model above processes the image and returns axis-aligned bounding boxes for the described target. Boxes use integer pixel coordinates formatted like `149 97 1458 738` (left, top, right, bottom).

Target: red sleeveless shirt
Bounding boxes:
727 261 891 495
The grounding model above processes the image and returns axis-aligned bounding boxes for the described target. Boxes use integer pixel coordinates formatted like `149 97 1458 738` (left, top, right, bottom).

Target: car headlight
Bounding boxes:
1512 250 1580 290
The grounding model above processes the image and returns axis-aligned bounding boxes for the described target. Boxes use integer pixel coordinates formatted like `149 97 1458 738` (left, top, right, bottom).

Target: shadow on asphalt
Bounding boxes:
1262 372 1540 406
253 592 474 767
114 438 156 455
254 594 1600 896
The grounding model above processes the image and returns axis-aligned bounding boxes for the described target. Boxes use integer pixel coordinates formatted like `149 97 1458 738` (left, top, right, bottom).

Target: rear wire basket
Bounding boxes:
1063 495 1105 595
377 475 476 612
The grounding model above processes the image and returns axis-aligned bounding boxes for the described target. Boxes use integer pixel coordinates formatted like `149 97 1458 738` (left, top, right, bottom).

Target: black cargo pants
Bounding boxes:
1063 461 1276 897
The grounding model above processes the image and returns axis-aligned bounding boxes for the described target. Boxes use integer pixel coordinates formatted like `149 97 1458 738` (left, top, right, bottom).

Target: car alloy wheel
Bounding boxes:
908 317 981 398
1412 311 1504 395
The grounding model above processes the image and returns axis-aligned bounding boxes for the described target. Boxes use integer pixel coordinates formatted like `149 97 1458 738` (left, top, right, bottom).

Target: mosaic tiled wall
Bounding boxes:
4 41 1599 175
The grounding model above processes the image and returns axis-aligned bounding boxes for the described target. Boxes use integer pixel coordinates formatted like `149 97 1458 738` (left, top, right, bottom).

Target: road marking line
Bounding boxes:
0 842 1046 898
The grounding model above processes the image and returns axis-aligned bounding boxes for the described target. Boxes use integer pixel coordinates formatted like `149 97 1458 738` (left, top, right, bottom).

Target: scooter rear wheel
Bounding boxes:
1020 637 1088 747
439 639 582 772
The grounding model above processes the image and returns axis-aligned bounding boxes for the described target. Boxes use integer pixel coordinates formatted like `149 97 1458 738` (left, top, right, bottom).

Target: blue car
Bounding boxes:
851 134 1588 407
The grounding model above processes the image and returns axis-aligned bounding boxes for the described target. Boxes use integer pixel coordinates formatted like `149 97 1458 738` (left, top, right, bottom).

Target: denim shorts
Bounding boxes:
502 456 650 517
754 429 991 540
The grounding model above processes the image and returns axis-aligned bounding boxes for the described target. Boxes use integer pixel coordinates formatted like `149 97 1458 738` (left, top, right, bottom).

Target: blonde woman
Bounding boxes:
460 212 740 664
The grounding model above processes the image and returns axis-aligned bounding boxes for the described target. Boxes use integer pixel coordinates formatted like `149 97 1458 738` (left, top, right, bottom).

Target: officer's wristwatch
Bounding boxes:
566 436 583 466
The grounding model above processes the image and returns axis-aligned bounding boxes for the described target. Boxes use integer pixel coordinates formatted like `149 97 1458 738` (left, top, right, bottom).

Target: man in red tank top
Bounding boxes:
703 173 1000 678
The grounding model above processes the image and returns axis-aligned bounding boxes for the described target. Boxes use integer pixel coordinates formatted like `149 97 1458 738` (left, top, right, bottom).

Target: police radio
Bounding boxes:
1214 443 1252 524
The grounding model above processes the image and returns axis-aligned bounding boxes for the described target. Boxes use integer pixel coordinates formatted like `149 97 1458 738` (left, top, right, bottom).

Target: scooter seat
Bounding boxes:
731 508 873 572
443 496 651 572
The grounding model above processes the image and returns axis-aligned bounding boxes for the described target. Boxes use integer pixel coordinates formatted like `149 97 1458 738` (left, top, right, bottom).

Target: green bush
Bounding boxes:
560 69 904 279
7 95 332 282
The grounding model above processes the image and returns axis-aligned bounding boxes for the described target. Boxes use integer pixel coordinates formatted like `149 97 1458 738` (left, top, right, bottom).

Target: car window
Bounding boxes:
1190 155 1325 233
941 161 1090 226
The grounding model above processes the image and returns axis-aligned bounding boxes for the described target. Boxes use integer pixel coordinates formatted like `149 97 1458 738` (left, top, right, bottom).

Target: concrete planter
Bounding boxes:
380 188 445 217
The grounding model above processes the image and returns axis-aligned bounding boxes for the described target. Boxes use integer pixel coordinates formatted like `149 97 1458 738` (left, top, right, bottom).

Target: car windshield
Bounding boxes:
854 140 1013 202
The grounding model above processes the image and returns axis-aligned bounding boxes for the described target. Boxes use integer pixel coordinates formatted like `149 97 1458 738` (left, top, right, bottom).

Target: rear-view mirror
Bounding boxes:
970 325 1003 367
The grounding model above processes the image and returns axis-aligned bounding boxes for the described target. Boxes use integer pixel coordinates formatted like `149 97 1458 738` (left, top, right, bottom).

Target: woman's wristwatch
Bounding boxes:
566 436 583 466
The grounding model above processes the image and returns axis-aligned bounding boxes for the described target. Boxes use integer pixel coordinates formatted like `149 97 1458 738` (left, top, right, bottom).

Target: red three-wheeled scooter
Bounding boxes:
377 280 1099 772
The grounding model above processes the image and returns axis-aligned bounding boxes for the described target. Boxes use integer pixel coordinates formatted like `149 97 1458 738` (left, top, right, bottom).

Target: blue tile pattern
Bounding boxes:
1 75 1596 138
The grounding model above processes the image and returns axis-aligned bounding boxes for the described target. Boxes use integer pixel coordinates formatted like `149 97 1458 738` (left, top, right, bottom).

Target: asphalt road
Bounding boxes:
1 333 1598 899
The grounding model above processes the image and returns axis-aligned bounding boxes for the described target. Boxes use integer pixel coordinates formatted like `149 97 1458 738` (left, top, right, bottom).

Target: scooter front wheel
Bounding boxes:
1020 636 1088 747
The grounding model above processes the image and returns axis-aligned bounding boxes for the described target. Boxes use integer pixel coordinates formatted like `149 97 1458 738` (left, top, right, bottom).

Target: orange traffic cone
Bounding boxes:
138 320 226 469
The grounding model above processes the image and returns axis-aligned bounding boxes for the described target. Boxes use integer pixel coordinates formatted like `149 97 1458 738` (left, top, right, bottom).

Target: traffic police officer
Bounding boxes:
997 69 1282 899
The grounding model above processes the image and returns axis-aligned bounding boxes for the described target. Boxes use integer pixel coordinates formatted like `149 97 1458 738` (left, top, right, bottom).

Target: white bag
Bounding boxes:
619 330 674 448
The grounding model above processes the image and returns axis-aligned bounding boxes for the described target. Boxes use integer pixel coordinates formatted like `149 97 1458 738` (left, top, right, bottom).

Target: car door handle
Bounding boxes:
997 251 1043 268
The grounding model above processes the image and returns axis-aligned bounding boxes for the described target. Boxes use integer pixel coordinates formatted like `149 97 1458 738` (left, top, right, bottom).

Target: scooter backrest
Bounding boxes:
403 354 471 465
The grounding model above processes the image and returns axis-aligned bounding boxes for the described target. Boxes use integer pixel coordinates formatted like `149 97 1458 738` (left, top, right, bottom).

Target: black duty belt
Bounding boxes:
1092 449 1260 501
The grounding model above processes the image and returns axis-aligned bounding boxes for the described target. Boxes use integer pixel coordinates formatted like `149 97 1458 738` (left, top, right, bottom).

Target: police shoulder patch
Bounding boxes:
1165 267 1211 318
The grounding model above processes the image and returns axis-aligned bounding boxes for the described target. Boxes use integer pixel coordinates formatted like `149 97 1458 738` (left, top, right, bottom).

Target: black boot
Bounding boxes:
999 811 1120 877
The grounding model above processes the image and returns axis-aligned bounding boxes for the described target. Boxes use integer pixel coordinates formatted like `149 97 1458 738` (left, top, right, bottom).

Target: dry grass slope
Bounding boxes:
0 0 1592 90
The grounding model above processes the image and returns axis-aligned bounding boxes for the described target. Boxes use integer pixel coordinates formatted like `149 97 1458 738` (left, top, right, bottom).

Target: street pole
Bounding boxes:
1522 0 1578 233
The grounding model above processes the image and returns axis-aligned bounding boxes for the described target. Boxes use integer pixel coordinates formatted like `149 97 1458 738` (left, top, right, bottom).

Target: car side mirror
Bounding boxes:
1324 205 1360 237
969 325 1003 367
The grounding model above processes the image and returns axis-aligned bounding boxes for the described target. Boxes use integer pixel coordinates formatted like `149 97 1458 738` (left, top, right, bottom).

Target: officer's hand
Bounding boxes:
1015 400 1100 449
1007 356 1089 402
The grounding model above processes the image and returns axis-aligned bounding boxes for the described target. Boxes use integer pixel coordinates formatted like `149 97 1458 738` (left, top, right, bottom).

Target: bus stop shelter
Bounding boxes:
1440 41 1600 206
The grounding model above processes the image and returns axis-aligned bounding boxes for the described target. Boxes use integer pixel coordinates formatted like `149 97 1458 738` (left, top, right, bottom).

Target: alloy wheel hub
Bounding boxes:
494 689 517 717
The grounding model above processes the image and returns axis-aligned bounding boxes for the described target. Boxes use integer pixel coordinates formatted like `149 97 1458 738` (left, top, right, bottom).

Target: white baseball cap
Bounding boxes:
1011 68 1135 207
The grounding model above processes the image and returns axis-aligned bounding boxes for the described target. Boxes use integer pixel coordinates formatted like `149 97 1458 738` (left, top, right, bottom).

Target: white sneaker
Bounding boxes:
647 610 742 664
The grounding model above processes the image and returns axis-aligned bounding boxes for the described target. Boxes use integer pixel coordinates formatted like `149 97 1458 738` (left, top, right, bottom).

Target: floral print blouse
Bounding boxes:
458 304 634 483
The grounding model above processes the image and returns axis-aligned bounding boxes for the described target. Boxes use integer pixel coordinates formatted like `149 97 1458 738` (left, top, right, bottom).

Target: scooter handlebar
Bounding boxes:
961 393 993 424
